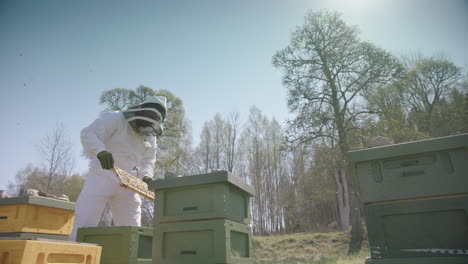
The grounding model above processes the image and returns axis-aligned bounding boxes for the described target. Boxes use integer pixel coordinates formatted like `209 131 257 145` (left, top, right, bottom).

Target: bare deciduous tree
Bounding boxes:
199 121 213 173
224 110 241 172
399 56 462 135
37 123 75 193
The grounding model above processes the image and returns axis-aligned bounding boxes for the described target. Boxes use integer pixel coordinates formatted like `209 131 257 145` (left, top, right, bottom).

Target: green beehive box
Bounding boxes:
76 226 153 264
148 171 255 224
348 133 468 203
0 232 69 240
153 219 253 264
365 195 468 261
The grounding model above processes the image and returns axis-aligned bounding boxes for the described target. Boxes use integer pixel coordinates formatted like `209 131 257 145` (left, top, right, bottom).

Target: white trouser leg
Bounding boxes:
109 188 142 226
69 172 113 241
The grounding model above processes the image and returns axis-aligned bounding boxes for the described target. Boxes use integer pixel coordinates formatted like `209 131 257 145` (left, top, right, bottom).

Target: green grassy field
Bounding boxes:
253 231 370 264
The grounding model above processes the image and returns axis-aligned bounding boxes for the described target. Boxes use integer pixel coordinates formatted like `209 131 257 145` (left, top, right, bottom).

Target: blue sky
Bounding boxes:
1 0 467 191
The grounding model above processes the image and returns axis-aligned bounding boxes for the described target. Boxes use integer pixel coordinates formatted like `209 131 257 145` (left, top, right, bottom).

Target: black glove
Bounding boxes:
142 176 153 184
97 151 114 170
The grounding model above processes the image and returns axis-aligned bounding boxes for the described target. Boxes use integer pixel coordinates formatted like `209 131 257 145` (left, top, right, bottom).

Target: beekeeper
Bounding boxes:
70 96 167 241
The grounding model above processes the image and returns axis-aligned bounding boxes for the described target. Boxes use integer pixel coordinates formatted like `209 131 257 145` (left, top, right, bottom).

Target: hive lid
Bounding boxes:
347 133 468 163
0 196 75 210
0 237 94 244
148 170 255 196
77 225 153 232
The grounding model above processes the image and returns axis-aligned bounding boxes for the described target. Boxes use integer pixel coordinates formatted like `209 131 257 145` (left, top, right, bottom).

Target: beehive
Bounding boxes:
153 219 253 264
0 196 75 235
348 133 468 203
76 226 152 264
148 171 255 224
365 195 468 261
0 239 101 264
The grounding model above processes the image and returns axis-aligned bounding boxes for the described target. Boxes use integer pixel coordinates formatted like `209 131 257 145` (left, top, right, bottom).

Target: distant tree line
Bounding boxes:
8 124 84 202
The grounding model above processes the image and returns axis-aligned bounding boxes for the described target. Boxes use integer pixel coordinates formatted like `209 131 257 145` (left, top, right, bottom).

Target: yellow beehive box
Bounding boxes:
0 239 101 264
0 197 75 235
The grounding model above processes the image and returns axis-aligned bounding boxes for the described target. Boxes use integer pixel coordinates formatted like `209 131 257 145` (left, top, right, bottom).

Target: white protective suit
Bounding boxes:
70 97 164 241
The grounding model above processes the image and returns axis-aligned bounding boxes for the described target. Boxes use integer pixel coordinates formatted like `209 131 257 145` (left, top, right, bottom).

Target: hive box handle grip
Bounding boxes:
400 160 419 167
182 206 198 211
402 170 424 177
0 216 7 220
180 250 197 255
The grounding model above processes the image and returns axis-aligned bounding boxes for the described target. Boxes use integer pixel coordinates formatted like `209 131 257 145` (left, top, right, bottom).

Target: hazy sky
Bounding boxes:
1 0 467 191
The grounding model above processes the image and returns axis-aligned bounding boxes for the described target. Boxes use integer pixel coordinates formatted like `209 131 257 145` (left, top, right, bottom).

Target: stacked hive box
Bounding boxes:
0 196 75 240
348 133 468 264
0 240 102 264
148 170 256 264
77 226 153 264
0 196 102 263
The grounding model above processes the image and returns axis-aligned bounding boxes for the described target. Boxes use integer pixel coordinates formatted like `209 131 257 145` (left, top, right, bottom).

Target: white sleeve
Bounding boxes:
139 137 157 178
81 112 119 158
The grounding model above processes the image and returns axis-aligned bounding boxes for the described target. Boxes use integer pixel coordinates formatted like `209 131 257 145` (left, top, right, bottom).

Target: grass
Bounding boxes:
252 231 370 264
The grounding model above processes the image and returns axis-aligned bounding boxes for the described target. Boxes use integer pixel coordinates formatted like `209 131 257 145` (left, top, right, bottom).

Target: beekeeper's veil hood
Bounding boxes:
124 96 168 136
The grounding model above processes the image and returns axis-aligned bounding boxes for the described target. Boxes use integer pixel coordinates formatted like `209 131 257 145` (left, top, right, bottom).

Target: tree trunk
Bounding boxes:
346 165 364 254
334 168 350 231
